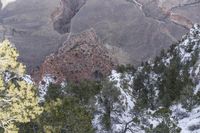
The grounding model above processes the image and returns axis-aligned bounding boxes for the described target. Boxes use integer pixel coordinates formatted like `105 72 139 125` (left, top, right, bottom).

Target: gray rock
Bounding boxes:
70 0 190 65
0 0 63 71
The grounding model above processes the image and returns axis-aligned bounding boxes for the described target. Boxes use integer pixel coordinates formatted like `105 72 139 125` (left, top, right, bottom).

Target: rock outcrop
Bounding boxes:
52 0 87 34
36 29 116 83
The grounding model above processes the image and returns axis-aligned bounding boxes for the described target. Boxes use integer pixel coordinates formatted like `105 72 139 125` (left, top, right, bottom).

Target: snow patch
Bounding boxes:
1 0 16 9
178 106 200 133
194 82 200 94
38 75 55 102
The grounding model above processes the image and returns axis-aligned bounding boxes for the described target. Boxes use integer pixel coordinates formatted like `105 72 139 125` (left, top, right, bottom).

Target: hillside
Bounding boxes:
34 24 200 133
1 0 200 133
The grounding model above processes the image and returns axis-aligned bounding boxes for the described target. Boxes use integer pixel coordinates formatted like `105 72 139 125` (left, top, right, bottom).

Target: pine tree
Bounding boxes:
0 40 43 132
39 97 94 133
99 79 120 131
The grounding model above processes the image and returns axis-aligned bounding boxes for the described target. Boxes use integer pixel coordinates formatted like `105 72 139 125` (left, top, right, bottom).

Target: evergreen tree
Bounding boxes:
134 64 151 110
0 40 43 132
65 80 102 104
159 55 182 107
39 97 94 133
99 79 120 131
133 71 145 92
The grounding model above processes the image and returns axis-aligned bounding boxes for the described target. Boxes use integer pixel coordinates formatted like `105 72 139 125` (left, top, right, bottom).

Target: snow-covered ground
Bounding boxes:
171 104 200 133
92 70 143 133
38 75 55 102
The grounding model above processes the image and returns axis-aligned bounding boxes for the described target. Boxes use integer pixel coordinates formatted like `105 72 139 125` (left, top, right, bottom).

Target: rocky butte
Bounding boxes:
36 29 116 83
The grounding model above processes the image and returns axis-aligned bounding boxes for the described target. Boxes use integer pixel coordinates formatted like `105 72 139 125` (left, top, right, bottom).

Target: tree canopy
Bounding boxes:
0 40 43 132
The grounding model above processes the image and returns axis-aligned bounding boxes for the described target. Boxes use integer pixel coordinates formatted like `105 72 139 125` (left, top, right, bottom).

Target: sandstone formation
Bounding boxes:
37 29 116 83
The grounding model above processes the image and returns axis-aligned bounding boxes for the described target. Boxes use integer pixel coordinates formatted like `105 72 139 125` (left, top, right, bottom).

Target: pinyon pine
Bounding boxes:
0 40 43 132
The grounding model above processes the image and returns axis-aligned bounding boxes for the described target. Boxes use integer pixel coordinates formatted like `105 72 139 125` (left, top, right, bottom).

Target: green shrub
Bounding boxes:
65 80 102 104
153 108 172 117
40 97 95 133
45 83 63 102
116 64 136 74
102 113 111 131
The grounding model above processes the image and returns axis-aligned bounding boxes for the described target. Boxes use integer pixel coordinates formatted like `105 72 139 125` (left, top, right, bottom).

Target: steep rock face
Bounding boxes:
70 0 186 65
52 0 87 34
67 0 200 65
0 0 64 71
37 29 116 83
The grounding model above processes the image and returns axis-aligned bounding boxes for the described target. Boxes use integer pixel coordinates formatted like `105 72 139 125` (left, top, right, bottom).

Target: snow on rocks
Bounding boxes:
38 75 55 102
194 82 200 95
22 75 33 84
178 24 200 63
1 0 16 9
172 105 200 133
92 70 141 133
